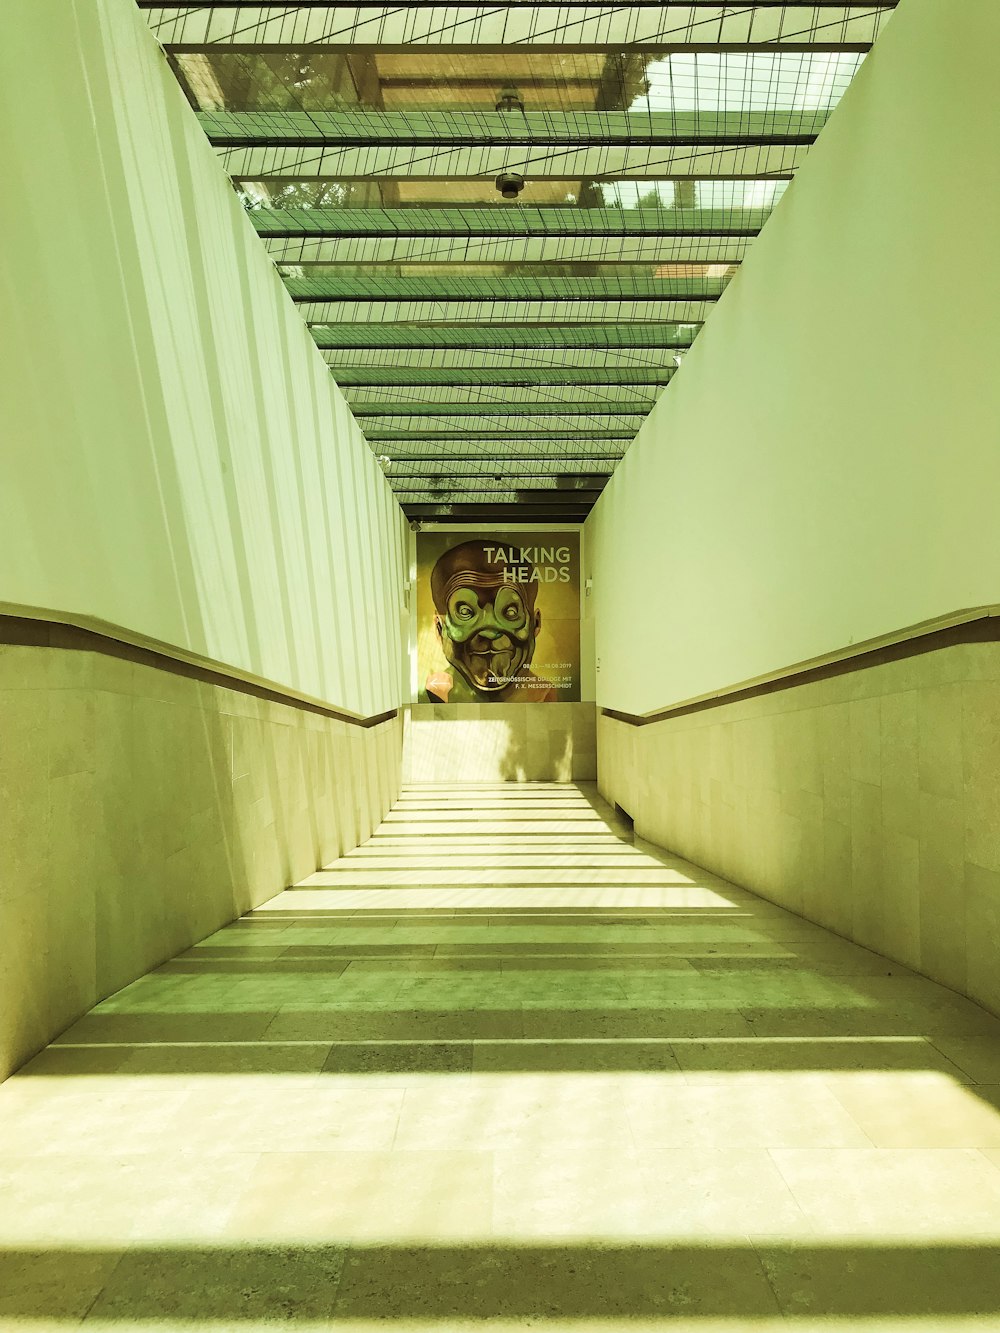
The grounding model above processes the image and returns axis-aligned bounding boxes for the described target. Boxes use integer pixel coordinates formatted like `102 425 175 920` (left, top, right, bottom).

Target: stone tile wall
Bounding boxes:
0 644 402 1080
598 639 1000 1017
404 703 597 783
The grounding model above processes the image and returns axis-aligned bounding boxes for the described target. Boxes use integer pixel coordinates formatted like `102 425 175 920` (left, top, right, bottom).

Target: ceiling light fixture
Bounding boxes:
495 84 525 114
495 170 526 200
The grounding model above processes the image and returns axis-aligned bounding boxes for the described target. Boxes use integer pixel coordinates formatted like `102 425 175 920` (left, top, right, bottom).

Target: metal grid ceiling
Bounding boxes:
139 1 896 522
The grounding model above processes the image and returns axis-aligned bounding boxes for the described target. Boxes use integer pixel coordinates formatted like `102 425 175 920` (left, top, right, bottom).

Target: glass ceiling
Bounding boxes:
175 49 863 116
143 2 895 522
239 178 789 212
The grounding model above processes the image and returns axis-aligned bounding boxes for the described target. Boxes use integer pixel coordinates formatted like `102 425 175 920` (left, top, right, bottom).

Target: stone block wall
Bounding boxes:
598 637 1000 1017
0 640 402 1080
404 703 597 783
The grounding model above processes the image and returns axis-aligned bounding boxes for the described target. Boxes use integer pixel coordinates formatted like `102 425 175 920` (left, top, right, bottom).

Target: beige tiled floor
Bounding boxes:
3 781 1000 1330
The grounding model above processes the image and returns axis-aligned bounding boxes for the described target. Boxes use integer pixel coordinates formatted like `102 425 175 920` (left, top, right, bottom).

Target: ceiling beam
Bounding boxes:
395 495 604 509
352 402 649 417
254 205 773 259
355 397 658 410
382 453 625 462
312 322 701 350
209 111 818 182
321 347 688 370
386 474 616 485
365 426 645 442
346 388 659 409
174 42 874 55
402 505 592 522
301 299 714 322
256 205 765 268
289 274 727 301
395 484 605 495
265 235 751 265
202 110 827 149
366 429 634 439
334 367 674 386
251 205 769 238
142 4 894 52
225 148 805 179
140 2 898 8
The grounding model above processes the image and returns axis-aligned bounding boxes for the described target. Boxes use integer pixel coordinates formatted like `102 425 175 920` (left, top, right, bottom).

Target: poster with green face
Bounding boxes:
416 531 581 703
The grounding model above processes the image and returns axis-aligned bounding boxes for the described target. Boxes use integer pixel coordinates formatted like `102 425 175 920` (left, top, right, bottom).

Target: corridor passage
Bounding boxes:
3 782 1000 1329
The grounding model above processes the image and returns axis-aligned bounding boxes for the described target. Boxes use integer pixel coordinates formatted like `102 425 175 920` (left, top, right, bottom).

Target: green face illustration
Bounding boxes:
430 540 542 697
440 582 538 693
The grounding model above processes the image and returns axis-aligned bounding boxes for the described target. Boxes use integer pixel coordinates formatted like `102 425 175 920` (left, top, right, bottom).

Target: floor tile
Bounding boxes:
491 1147 810 1238
225 1150 492 1241
770 1147 1000 1236
4 780 1000 1325
824 1073 1000 1147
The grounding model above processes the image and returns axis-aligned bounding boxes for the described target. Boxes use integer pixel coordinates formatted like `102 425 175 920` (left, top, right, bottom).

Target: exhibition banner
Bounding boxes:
416 531 581 703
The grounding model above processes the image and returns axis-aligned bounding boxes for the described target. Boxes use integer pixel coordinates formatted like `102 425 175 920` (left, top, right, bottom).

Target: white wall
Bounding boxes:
585 0 1000 716
0 0 406 716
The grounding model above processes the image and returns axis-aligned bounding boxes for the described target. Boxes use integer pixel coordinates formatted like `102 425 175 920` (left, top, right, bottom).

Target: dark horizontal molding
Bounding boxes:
394 488 604 501
404 506 591 522
601 608 1000 727
240 173 796 186
366 430 633 441
140 1 898 9
387 470 613 479
0 612 397 729
405 497 596 506
392 463 610 474
389 474 610 485
300 257 737 268
290 278 726 303
174 42 874 55
238 170 794 183
202 109 822 150
384 452 624 462
253 207 766 239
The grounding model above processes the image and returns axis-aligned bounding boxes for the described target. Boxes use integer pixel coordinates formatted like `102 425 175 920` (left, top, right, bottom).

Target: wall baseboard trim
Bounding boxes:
602 605 1000 726
0 608 398 728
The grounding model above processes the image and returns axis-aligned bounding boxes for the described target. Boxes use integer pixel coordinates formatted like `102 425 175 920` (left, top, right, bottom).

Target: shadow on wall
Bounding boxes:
1 2 408 1080
499 725 573 783
3 0 404 716
595 649 1000 1022
0 645 402 1083
403 705 597 783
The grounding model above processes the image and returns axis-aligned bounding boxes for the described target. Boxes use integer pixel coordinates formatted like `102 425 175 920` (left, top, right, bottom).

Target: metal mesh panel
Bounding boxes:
139 3 892 516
